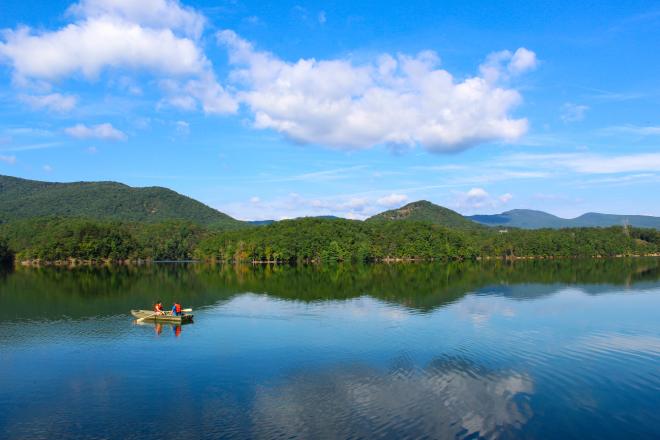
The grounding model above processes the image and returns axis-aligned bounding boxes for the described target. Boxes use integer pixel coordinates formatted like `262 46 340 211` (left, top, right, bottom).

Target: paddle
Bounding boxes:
136 312 158 323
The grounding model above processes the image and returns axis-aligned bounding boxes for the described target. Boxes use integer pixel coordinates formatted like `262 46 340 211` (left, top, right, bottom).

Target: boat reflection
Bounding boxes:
134 320 188 337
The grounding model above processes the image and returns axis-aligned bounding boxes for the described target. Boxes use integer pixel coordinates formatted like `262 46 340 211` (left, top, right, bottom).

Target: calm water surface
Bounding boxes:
1 259 659 439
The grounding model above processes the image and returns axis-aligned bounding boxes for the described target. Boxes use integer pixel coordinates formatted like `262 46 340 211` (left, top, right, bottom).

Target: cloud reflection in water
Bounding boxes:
249 357 534 439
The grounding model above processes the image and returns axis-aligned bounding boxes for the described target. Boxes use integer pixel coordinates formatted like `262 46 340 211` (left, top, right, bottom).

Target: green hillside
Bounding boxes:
469 209 660 229
366 200 482 229
572 213 660 229
0 175 244 228
469 209 569 229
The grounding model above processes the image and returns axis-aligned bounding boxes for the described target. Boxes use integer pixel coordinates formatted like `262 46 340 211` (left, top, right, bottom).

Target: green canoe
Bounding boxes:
131 309 193 324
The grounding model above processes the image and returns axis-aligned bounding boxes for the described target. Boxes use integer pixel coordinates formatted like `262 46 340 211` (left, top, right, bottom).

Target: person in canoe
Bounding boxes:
154 300 165 316
171 302 183 316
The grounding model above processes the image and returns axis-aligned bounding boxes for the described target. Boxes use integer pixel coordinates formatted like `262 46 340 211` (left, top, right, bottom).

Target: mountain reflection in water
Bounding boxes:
1 257 659 322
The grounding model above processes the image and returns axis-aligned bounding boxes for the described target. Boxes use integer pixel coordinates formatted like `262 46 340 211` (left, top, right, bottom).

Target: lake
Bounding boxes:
1 259 659 439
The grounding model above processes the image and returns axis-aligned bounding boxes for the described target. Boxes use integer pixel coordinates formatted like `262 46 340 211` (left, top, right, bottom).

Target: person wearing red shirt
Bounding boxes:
154 300 164 315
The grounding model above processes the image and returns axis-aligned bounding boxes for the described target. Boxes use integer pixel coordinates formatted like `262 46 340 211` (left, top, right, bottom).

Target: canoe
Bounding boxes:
131 309 193 323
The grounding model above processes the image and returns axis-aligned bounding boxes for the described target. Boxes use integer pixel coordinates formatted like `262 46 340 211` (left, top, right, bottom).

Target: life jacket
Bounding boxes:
174 303 182 313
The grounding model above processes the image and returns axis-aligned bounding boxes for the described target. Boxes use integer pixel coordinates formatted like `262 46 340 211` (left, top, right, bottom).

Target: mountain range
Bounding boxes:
468 209 660 229
1 175 659 230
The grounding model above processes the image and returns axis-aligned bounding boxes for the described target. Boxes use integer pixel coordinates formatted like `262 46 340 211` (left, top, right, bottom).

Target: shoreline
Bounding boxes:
15 253 660 267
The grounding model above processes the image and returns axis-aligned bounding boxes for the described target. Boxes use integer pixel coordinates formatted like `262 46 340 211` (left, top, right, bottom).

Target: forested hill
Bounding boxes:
469 209 660 229
0 175 244 228
366 200 482 229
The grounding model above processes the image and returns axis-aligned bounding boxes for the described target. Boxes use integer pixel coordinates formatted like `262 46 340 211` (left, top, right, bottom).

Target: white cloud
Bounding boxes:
604 125 660 136
561 103 589 122
463 187 490 209
479 47 538 82
499 193 513 203
377 193 408 207
218 30 535 152
263 165 368 183
506 152 660 174
65 123 127 140
175 120 190 134
0 155 16 164
67 0 205 38
568 153 660 174
43 164 53 172
0 0 235 114
19 93 77 112
184 72 238 114
508 48 538 74
1 19 207 80
224 192 414 221
455 187 513 212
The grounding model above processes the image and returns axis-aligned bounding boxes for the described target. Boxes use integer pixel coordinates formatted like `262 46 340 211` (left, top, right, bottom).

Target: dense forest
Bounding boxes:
1 216 659 265
0 175 243 228
0 238 12 265
366 200 483 229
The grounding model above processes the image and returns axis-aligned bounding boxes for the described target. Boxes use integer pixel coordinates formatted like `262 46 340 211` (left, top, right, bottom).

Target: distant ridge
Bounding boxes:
469 209 660 229
2 174 658 230
248 215 340 226
366 200 482 229
0 175 244 228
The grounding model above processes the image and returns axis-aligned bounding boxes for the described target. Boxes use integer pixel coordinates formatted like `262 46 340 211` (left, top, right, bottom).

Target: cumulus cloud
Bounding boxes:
67 0 205 38
377 193 408 207
65 123 127 140
224 192 413 221
1 19 207 80
218 30 535 152
479 47 538 82
463 187 490 208
499 193 513 203
0 0 235 114
0 155 17 164
508 48 538 74
456 187 513 211
561 103 589 122
19 93 77 112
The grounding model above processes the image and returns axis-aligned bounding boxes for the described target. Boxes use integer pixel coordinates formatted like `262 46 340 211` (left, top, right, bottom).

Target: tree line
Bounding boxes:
1 216 659 265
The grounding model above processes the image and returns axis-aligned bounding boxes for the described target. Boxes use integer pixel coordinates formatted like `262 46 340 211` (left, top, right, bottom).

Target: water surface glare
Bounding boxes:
0 260 659 439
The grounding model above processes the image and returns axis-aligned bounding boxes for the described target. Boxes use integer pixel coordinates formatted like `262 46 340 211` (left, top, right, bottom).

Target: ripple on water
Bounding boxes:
246 355 534 440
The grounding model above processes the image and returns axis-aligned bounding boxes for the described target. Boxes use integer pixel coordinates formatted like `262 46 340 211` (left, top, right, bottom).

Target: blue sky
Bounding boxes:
0 0 659 220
